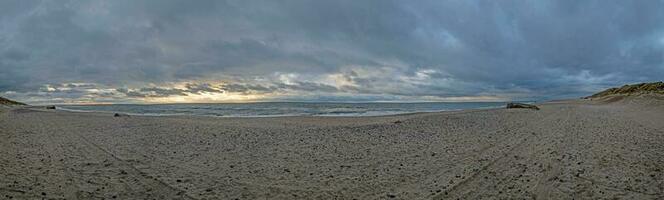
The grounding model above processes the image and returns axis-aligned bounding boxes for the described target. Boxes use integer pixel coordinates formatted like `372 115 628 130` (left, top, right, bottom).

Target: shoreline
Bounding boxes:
39 102 509 119
53 107 503 118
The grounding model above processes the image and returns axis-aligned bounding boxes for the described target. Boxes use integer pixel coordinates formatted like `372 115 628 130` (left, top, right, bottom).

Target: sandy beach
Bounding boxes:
1 97 664 199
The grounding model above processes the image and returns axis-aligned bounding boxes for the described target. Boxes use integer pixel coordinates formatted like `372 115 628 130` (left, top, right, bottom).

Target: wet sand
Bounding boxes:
1 97 663 199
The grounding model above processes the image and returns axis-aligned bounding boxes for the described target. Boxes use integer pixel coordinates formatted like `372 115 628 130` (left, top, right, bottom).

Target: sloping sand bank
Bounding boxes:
1 98 663 199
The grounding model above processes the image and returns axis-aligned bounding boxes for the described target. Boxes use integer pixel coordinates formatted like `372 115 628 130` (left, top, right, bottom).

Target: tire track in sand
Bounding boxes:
432 106 565 199
62 131 197 200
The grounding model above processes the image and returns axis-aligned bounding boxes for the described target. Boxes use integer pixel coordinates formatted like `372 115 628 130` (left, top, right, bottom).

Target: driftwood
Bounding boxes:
506 102 539 110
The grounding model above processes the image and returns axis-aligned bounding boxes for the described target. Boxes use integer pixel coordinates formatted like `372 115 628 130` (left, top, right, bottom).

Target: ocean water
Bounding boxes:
58 102 508 117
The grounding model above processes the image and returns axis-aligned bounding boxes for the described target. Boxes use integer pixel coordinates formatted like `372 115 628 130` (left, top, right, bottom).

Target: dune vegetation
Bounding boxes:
0 97 26 106
586 82 664 99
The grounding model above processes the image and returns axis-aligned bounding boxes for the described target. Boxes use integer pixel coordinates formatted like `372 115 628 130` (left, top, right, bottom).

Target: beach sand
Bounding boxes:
1 97 663 199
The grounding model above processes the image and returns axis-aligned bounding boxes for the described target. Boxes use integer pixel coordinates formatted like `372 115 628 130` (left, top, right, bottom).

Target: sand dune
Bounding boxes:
1 97 664 199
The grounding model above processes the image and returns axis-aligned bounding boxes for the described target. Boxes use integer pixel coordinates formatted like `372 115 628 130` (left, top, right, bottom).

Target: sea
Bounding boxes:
58 102 509 117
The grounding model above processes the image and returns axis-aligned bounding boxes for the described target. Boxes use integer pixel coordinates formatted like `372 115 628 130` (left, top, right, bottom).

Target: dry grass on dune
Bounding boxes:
587 81 664 99
0 96 26 106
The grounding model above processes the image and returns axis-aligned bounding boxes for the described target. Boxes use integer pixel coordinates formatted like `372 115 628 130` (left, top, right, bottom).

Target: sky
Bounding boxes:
1 0 664 104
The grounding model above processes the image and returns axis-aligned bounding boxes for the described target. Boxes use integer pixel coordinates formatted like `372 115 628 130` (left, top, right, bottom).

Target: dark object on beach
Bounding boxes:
393 120 403 124
506 103 539 110
114 113 129 117
46 106 56 109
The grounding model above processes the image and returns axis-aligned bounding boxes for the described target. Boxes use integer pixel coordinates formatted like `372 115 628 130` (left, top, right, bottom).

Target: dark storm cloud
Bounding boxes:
277 82 339 93
113 87 189 98
219 83 276 94
115 88 148 98
139 87 188 97
2 0 664 102
184 83 223 94
181 81 339 95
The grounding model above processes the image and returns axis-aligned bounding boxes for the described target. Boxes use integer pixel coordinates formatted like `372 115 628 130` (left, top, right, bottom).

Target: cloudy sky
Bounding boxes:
1 0 664 104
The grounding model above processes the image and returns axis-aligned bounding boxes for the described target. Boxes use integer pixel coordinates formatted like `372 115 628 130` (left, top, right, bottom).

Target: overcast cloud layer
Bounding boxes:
2 0 664 104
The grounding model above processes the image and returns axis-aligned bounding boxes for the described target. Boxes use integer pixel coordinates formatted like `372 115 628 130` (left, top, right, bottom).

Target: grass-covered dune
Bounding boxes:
586 81 664 99
0 96 26 106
